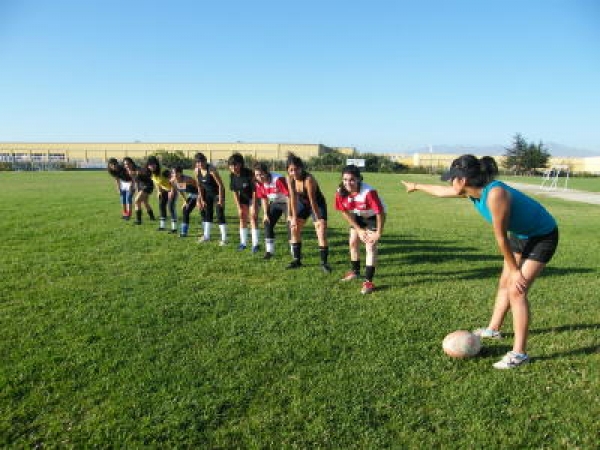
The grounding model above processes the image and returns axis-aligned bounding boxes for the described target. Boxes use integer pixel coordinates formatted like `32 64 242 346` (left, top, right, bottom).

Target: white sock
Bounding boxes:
219 224 227 241
159 218 166 228
171 219 177 230
240 228 248 245
203 222 211 239
266 238 275 254
251 228 260 247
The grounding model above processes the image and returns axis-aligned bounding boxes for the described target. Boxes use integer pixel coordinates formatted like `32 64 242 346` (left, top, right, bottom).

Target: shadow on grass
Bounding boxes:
530 323 600 335
486 324 600 362
533 345 599 362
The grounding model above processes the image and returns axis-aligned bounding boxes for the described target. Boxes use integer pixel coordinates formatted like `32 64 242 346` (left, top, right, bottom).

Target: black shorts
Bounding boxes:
509 227 559 264
296 200 327 221
352 214 378 231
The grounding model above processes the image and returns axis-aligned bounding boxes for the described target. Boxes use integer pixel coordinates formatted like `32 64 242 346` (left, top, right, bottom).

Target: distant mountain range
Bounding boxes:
408 143 599 158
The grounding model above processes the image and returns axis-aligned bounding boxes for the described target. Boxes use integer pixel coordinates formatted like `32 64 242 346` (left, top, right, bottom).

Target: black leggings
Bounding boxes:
158 191 177 220
182 197 197 225
264 202 286 239
201 193 226 224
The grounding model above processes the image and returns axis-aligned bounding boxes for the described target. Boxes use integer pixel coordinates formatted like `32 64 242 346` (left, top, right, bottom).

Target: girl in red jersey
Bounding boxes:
335 165 386 294
253 162 290 259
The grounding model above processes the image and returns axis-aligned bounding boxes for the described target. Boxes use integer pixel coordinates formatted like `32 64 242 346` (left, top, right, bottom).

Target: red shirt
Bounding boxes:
255 173 289 203
335 183 385 217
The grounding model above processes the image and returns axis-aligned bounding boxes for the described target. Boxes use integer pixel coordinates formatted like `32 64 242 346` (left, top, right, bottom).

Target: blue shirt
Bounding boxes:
470 180 557 239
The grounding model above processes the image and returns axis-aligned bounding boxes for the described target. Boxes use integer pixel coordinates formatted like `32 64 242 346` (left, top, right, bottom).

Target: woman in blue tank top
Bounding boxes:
401 154 559 370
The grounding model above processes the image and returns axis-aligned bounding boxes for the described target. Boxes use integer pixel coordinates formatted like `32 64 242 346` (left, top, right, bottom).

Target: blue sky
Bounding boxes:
1 0 599 153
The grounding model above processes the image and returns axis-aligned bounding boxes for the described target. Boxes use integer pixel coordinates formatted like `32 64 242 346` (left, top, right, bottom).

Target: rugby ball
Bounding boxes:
442 330 481 358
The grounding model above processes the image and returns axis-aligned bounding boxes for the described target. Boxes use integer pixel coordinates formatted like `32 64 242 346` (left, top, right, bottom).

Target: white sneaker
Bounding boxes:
340 271 359 282
197 236 209 244
219 240 228 246
493 351 529 369
473 328 502 339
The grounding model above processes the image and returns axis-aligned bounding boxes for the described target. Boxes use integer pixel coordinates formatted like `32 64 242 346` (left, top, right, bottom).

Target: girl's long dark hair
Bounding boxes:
286 152 307 180
107 158 121 177
253 162 271 182
147 156 161 176
338 165 363 197
452 154 498 187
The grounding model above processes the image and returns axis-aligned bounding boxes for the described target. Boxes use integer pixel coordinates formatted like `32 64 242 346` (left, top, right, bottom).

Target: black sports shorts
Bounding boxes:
352 214 378 231
509 227 559 264
296 200 327 221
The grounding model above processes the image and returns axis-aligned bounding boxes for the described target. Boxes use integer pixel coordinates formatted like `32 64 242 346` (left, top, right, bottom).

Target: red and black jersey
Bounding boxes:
335 183 385 218
255 173 289 203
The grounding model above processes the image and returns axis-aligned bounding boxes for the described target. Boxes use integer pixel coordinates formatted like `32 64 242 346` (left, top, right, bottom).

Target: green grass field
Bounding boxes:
1 171 599 448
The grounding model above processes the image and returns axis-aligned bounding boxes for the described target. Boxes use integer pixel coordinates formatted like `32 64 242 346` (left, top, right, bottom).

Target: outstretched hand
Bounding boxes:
400 180 417 193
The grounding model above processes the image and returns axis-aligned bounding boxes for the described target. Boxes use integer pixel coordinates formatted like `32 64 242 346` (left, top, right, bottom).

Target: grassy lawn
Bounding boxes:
1 171 599 448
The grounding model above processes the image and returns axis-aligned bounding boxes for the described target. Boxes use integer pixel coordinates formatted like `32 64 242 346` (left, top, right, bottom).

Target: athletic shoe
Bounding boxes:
286 259 302 269
169 229 177 234
341 271 359 282
321 263 332 274
134 221 142 225
473 328 502 339
493 351 529 370
124 216 131 221
197 236 209 244
263 252 273 260
237 244 247 251
179 233 187 238
361 281 375 295
252 245 260 254
219 240 228 247
157 227 166 231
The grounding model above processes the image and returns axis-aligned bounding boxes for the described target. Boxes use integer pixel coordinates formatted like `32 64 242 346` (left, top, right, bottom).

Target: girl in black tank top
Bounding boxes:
194 153 228 244
286 152 331 273
123 157 156 224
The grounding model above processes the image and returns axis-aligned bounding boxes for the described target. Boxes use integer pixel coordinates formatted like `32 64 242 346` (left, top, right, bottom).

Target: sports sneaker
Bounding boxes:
361 281 375 294
157 227 166 231
341 271 359 282
219 240 228 246
252 245 260 254
263 252 273 260
169 229 177 234
473 328 502 339
493 351 529 370
237 244 247 251
134 221 142 225
286 259 302 269
321 263 332 274
179 233 187 238
197 236 209 244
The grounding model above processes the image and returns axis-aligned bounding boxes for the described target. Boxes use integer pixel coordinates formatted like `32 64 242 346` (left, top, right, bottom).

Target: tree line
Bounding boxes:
142 133 552 176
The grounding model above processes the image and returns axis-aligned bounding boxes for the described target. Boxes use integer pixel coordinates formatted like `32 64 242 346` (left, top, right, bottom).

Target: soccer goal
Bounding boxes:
540 165 570 191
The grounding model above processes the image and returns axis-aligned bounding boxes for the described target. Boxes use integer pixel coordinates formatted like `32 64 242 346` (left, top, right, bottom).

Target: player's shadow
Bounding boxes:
480 323 600 361
531 323 600 362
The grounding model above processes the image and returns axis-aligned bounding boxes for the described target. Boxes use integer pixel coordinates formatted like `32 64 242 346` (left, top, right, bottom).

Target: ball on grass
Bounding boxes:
442 330 481 358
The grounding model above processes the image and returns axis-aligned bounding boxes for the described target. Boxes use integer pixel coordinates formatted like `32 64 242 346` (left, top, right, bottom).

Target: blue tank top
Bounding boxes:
470 180 556 239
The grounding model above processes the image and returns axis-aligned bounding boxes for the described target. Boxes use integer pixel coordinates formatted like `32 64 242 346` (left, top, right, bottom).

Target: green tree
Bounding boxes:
150 150 193 169
503 133 550 174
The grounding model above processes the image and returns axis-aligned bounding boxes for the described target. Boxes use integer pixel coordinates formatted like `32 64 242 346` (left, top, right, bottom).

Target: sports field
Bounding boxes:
1 171 598 448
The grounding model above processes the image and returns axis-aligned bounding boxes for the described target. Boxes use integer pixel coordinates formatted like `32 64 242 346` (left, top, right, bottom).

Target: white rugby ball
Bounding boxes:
442 330 481 358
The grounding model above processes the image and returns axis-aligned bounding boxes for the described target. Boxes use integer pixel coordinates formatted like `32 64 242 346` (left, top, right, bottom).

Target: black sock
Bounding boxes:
351 260 360 275
365 265 375 282
319 246 329 265
147 208 155 220
135 210 142 222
